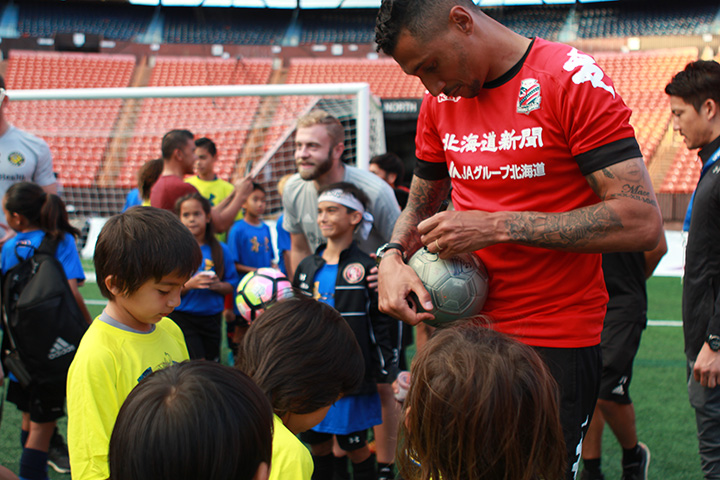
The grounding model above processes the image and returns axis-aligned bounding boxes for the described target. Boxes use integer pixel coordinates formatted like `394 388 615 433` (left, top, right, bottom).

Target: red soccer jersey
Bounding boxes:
415 38 641 348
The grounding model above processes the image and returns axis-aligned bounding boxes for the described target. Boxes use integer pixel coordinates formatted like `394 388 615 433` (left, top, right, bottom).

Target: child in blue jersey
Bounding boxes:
172 193 239 361
228 183 275 275
293 182 397 480
1 181 90 480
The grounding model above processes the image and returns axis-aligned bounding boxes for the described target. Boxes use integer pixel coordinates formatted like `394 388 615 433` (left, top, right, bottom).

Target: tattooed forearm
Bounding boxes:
506 202 623 249
391 176 451 253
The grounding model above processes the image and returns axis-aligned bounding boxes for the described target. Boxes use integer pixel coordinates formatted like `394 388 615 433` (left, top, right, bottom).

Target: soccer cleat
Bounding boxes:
621 442 650 480
47 431 71 474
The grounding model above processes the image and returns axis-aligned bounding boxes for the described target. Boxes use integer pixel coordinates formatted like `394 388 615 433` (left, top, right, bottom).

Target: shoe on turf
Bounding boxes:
579 469 605 480
47 431 71 474
621 442 650 480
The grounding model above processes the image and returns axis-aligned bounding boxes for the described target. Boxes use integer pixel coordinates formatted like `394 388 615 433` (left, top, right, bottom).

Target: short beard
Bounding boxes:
299 154 333 181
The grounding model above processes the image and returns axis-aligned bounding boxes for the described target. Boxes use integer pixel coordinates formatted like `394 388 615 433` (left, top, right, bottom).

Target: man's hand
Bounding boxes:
694 342 720 388
419 210 500 258
378 252 435 325
234 175 254 199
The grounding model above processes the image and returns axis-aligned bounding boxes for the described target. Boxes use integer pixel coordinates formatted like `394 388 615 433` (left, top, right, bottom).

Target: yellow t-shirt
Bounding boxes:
67 316 189 480
270 414 314 480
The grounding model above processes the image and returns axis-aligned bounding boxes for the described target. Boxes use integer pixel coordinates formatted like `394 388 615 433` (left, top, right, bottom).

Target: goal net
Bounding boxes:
5 83 386 227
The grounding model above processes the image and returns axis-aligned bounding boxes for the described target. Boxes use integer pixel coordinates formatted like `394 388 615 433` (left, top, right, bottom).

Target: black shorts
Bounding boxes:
533 344 601 480
597 320 644 404
7 378 66 423
169 310 222 362
300 429 368 452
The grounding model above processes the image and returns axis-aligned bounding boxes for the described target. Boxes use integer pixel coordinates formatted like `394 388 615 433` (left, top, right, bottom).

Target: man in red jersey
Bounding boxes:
374 1 662 478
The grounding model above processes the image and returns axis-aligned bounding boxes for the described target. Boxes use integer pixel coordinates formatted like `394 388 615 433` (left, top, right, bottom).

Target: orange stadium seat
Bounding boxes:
4 50 136 188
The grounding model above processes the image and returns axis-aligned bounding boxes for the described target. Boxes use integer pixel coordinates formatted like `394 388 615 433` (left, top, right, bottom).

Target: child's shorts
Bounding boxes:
7 378 66 423
300 429 369 452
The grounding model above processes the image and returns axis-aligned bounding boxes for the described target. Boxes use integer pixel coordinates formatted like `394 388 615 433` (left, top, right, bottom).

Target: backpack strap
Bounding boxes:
36 234 60 257
12 233 60 264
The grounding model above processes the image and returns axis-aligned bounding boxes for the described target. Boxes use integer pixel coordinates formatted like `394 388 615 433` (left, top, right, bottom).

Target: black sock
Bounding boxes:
19 447 48 480
333 456 349 480
20 430 29 448
377 462 394 480
584 458 602 474
312 454 334 480
622 444 642 465
351 453 376 480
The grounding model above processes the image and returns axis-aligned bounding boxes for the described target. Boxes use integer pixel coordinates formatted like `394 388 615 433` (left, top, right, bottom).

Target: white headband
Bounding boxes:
317 189 374 240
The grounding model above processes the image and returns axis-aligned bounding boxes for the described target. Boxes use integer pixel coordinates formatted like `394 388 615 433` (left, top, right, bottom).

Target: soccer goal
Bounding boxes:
5 83 386 222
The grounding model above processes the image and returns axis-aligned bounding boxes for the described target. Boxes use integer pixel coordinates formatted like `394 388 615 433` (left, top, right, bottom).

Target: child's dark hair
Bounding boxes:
194 137 217 157
399 324 566 480
252 182 265 194
175 193 225 279
108 361 273 480
137 158 163 202
317 182 369 213
238 296 364 418
94 207 202 300
4 181 79 240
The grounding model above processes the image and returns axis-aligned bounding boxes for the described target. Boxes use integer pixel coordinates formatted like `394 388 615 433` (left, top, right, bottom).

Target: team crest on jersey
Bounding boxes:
8 152 25 167
343 263 365 284
517 78 541 114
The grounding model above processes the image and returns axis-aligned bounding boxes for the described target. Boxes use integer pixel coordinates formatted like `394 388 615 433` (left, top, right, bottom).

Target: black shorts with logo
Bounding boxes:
7 378 66 423
597 320 644 404
533 344 601 480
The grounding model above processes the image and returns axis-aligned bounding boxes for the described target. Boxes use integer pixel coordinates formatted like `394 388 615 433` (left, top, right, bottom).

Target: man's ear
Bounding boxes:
332 142 345 163
449 5 474 35
705 98 719 121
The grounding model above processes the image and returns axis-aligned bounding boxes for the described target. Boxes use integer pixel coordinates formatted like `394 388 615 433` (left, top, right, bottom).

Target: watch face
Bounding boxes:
710 336 720 351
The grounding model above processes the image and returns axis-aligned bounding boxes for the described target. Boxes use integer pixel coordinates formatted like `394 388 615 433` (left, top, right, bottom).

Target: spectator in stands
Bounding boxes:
369 152 410 209
581 235 667 480
281 110 402 479
185 137 242 241
122 158 163 212
374 1 663 478
666 60 720 480
0 75 57 240
150 130 252 233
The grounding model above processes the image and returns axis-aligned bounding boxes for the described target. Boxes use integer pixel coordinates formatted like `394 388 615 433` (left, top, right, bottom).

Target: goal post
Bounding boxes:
5 83 386 223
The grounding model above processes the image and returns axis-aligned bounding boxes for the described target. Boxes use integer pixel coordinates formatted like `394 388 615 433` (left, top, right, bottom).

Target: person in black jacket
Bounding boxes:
667 60 720 479
294 182 397 480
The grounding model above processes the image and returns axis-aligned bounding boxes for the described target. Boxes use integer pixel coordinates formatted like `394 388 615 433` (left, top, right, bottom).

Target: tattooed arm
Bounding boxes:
378 175 452 324
419 157 662 257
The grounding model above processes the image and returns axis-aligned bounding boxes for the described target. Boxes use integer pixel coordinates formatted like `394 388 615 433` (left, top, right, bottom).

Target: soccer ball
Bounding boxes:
407 247 489 328
235 268 294 323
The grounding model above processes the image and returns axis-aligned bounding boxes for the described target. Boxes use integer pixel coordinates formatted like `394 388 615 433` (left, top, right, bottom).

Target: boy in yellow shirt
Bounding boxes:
66 207 202 480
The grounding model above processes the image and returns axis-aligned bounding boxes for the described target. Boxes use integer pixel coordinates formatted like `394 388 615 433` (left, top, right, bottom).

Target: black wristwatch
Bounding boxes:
376 243 405 264
708 334 720 352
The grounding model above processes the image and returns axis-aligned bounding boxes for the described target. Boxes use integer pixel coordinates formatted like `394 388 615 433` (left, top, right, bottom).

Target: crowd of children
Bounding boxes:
0 127 570 480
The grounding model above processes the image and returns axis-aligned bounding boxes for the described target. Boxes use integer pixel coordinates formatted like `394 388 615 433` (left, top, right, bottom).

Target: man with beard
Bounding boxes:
281 110 402 480
282 110 400 276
